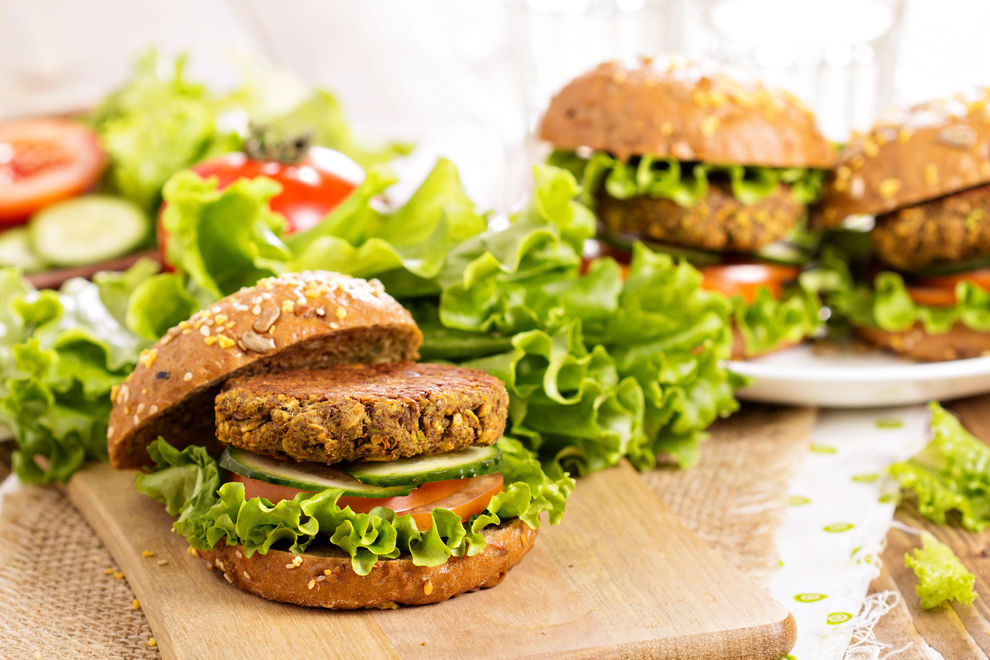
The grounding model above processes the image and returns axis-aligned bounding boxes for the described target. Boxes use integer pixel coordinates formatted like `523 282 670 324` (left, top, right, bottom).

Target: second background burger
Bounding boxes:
541 57 834 359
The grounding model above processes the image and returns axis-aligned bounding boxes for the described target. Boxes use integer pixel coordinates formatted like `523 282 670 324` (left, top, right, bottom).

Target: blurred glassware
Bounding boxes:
696 0 904 140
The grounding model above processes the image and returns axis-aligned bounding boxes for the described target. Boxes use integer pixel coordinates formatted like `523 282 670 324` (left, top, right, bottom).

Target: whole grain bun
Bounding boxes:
108 271 423 469
855 323 990 361
539 56 834 168
196 520 537 609
818 88 990 225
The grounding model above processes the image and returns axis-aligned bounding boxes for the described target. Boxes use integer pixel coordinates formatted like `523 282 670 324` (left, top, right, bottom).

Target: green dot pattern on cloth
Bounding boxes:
851 473 879 483
823 523 855 533
809 444 837 454
826 612 853 625
793 593 827 603
878 493 897 504
789 495 811 506
874 417 904 429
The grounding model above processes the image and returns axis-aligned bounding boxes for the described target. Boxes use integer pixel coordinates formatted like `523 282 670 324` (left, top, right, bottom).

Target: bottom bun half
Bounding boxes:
855 323 990 362
196 519 538 609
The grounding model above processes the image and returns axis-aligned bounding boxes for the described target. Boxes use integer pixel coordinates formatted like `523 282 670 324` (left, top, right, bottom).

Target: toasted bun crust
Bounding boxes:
196 520 537 609
818 88 990 224
855 323 990 361
108 271 423 469
539 56 834 167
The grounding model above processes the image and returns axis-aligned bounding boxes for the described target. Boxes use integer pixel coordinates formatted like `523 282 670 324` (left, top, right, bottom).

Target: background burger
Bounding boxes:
540 56 835 359
108 271 571 609
816 89 990 361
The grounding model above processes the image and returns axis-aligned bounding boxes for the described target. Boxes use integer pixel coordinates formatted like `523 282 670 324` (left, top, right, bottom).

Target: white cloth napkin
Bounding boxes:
770 405 933 659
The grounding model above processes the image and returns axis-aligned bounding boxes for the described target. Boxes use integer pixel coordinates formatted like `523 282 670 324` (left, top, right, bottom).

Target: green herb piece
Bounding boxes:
905 531 977 609
875 417 904 429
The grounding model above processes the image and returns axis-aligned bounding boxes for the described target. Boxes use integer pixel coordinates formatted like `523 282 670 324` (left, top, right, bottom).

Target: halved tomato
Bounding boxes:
909 267 990 307
229 472 504 531
0 118 107 223
699 263 801 304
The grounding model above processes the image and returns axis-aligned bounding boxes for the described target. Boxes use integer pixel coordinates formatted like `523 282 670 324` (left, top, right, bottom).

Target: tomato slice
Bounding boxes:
699 263 801 304
229 472 504 531
906 286 958 307
0 119 107 223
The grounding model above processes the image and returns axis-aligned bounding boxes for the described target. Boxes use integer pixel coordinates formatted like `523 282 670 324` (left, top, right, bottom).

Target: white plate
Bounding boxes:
729 345 990 408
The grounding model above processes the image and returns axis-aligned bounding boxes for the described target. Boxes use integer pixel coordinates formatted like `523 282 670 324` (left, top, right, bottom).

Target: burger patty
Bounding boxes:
871 182 990 272
215 363 509 464
595 180 803 252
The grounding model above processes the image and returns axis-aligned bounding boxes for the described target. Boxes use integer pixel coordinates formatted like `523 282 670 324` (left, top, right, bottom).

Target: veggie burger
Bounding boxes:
541 56 834 358
817 89 990 360
108 271 569 609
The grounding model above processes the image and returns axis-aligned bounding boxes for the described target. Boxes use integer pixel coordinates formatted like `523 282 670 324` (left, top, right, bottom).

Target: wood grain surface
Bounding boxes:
63 460 796 660
868 393 990 658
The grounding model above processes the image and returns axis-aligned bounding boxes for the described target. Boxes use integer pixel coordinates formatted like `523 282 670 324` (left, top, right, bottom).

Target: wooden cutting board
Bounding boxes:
64 460 795 659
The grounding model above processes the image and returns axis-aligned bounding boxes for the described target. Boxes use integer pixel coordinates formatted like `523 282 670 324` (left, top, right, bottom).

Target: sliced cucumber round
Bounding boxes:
598 232 723 266
753 240 811 266
343 444 502 488
218 447 413 497
29 195 147 267
0 227 46 271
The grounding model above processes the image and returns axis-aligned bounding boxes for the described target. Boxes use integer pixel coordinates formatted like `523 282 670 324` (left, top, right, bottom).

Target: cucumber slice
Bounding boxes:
218 447 413 497
29 195 147 267
0 227 46 271
913 255 990 277
343 445 502 488
598 232 723 266
753 241 811 266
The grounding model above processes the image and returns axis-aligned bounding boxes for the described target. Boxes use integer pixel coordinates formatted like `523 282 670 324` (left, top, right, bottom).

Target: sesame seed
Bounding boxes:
131 599 141 610
316 575 326 582
285 563 296 570
878 178 901 198
316 307 326 316
308 579 316 590
252 305 261 315
104 568 115 575
138 348 158 369
281 300 295 313
183 372 193 382
107 425 115 438
148 638 157 648
113 571 124 580
132 414 139 424
324 569 332 576
136 403 145 415
149 404 158 415
187 546 199 557
157 559 169 566
223 572 233 583
218 335 235 349
336 307 348 319
423 580 434 595
924 163 939 185
182 329 191 335
199 325 210 337
292 555 303 567
863 140 879 157
204 336 218 346
700 116 720 137
141 550 154 558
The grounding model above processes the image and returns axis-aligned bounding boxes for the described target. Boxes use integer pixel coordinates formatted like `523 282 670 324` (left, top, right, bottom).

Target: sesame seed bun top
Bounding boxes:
107 271 423 469
818 87 990 225
538 56 835 168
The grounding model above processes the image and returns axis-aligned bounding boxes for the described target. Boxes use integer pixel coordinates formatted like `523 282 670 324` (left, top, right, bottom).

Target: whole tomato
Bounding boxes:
158 136 363 266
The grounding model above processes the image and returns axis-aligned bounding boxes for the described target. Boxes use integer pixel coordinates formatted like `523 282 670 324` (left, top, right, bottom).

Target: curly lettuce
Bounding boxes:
0 264 153 483
128 161 739 473
135 437 573 575
828 267 990 334
548 150 826 208
889 402 990 531
730 280 823 357
905 532 977 609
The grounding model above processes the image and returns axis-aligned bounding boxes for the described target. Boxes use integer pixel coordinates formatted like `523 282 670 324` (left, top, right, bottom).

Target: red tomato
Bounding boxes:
0 118 106 224
699 263 801 304
229 472 504 532
158 146 363 265
911 267 990 306
906 286 957 307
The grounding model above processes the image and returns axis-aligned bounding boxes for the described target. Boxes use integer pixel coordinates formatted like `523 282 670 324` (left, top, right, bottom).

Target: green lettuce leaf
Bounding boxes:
826 264 990 334
889 403 990 531
730 278 823 357
549 150 826 208
0 267 150 484
135 437 574 575
905 531 977 609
